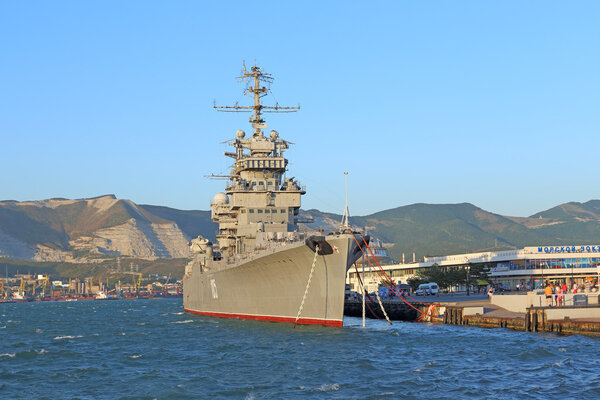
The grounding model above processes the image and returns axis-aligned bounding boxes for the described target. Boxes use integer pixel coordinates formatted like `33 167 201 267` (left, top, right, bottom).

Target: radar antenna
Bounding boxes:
214 61 300 137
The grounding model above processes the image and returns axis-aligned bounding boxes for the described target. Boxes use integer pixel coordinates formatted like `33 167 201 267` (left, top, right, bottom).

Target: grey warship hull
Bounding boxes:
183 234 361 327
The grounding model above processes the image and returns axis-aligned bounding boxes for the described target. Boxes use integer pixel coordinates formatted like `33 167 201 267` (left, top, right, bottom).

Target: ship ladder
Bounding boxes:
294 245 319 327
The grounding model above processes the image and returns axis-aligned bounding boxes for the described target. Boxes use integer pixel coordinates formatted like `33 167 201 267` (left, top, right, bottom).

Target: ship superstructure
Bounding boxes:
210 64 304 258
183 64 366 327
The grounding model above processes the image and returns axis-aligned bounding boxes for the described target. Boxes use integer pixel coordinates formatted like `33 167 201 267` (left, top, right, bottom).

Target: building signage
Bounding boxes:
537 245 600 254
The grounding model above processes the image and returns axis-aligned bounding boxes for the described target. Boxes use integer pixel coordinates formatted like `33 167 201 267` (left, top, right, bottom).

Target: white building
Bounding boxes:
347 244 600 292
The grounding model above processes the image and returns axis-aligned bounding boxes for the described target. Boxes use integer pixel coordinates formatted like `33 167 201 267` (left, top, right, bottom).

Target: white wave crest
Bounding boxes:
128 354 143 359
316 383 340 392
171 320 193 324
53 335 83 340
36 349 48 354
0 353 16 358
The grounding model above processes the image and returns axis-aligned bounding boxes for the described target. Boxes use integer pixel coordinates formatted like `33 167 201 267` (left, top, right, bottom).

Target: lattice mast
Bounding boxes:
214 62 300 137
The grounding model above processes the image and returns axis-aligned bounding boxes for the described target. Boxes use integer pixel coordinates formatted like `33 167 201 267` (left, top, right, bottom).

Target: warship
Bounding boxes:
183 64 367 327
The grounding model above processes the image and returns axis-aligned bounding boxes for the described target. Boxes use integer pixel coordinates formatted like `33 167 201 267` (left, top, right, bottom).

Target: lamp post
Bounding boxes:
571 260 574 290
466 264 471 296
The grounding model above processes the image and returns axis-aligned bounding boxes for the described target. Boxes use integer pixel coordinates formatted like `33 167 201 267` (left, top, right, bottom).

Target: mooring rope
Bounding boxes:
352 262 383 320
350 231 440 319
294 245 319 327
374 285 393 325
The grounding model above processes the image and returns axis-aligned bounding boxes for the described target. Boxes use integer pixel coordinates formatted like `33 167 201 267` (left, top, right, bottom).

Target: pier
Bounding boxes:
345 292 600 336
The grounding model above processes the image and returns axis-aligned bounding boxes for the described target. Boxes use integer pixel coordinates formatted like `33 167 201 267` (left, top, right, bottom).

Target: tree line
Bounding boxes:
406 263 490 292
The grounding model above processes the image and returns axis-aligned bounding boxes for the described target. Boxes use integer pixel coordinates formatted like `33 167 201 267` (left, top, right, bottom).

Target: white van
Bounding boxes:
416 283 439 296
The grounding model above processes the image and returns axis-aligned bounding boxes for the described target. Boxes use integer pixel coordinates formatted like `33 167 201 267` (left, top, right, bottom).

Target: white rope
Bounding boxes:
375 287 392 325
370 257 392 325
294 245 319 326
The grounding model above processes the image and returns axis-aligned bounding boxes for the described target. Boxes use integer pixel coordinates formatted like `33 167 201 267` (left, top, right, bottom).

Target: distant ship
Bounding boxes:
183 64 367 327
11 291 29 303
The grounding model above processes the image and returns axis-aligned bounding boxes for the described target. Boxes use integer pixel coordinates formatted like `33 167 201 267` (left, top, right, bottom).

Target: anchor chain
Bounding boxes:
294 245 319 326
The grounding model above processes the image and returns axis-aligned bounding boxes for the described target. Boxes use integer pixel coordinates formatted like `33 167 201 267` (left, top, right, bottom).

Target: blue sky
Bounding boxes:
1 1 599 217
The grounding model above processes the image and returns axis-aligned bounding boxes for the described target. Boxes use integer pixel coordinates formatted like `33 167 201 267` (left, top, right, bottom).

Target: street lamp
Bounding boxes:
466 264 471 296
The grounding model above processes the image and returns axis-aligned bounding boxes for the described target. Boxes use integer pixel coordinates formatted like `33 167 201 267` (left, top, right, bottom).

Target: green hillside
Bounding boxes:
303 202 600 261
531 200 600 221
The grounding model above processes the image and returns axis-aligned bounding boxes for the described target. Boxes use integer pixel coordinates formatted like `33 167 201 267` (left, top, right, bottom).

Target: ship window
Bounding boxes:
267 181 273 185
265 209 270 214
258 209 263 214
241 209 246 213
258 181 264 186
249 209 255 214
280 209 286 213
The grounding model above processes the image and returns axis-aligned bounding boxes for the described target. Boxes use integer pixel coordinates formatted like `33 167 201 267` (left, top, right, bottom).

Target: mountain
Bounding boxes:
531 200 600 221
302 202 600 261
1 195 600 263
0 195 214 262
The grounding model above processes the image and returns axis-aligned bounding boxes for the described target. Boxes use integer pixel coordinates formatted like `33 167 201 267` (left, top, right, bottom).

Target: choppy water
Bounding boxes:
1 299 599 399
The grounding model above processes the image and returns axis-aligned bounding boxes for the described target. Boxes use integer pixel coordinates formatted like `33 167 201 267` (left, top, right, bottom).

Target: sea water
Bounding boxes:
1 298 599 399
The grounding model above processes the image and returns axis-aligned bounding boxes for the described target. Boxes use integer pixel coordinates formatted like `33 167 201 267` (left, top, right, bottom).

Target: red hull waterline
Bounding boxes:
184 308 343 328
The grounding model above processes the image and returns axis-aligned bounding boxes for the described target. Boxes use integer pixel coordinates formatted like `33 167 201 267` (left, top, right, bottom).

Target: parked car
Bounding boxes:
416 283 439 296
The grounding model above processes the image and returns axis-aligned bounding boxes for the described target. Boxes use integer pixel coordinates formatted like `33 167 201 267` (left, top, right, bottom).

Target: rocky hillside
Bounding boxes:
0 195 213 262
1 195 600 263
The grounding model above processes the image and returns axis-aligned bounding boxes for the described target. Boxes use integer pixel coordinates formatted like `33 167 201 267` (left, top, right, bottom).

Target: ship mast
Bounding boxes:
209 63 307 258
341 172 350 230
214 62 300 137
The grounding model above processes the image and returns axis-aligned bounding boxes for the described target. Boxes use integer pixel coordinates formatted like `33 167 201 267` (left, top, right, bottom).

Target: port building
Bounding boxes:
347 244 600 292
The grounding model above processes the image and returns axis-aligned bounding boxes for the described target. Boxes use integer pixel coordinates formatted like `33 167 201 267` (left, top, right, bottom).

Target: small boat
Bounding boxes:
11 292 30 303
95 291 110 300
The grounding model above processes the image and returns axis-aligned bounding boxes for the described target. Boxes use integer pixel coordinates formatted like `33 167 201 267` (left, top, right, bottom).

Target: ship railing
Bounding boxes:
229 234 307 264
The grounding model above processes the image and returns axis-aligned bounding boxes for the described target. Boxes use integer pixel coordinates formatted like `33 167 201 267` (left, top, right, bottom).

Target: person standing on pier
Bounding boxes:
545 284 553 306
